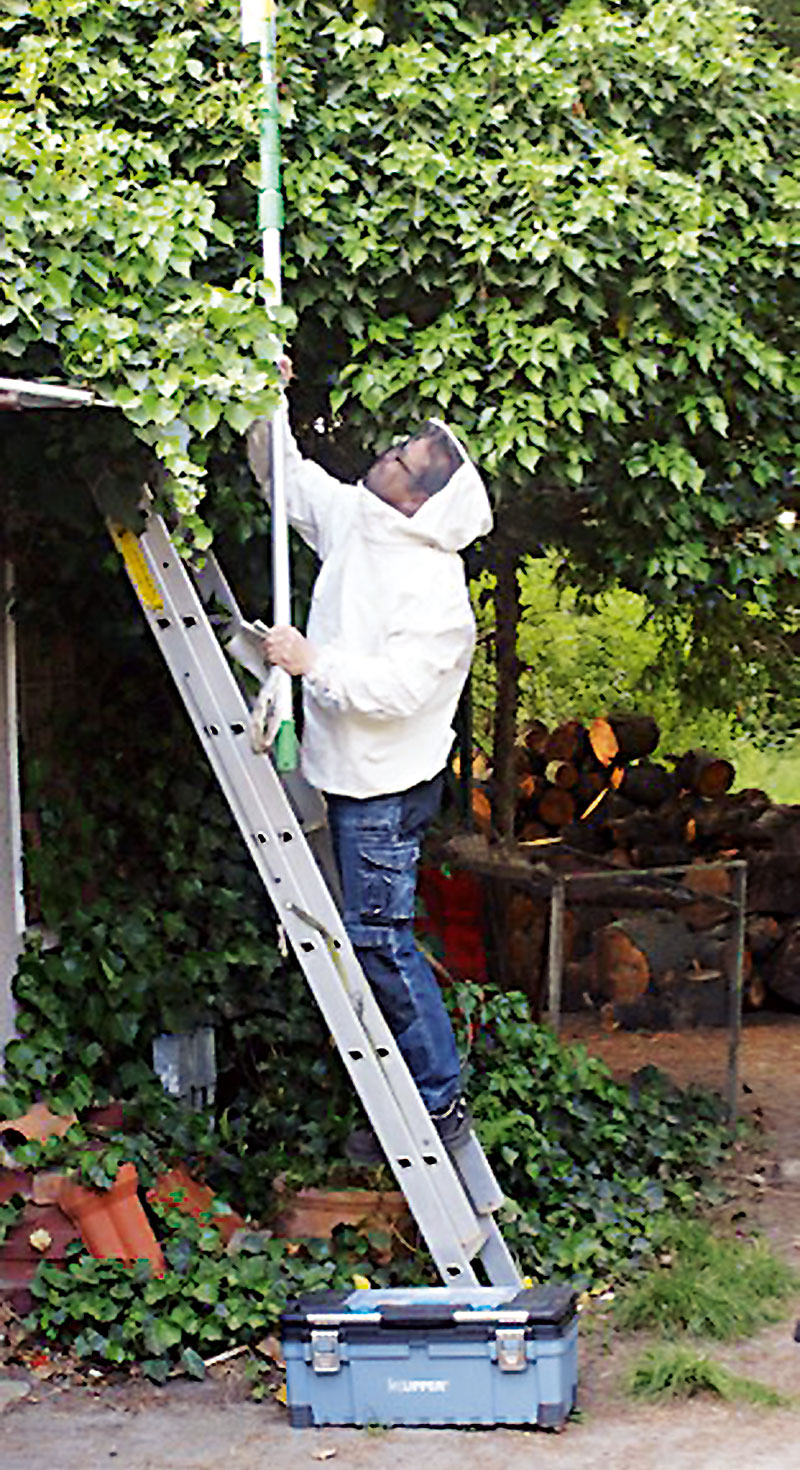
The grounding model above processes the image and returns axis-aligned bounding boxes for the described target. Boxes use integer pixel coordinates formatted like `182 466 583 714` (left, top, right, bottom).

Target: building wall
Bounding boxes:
0 562 24 1065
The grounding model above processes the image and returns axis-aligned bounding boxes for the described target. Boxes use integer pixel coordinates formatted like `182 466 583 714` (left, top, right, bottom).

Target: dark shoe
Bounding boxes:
345 1125 385 1166
347 1097 473 1164
430 1095 473 1152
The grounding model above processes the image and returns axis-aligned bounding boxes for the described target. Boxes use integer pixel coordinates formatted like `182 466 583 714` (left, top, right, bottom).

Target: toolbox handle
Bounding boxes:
380 1303 455 1326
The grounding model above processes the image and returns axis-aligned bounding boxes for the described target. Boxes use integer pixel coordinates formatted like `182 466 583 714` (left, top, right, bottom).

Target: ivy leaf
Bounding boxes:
223 402 260 435
141 1357 171 1384
185 399 222 436
180 1346 207 1380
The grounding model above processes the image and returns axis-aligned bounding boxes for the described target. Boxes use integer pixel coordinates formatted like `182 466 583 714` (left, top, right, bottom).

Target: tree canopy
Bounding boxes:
284 0 798 611
1 0 797 601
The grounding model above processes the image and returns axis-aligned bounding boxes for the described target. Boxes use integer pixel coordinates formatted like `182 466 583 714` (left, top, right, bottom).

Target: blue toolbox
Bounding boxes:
280 1284 578 1428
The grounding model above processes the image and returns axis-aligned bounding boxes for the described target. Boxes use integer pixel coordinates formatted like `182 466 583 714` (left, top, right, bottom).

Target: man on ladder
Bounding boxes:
248 373 493 1163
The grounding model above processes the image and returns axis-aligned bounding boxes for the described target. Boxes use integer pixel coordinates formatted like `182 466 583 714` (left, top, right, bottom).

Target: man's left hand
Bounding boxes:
263 625 316 676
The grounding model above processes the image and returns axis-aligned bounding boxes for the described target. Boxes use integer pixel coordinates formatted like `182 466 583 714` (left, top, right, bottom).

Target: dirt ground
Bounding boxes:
2 1012 800 1469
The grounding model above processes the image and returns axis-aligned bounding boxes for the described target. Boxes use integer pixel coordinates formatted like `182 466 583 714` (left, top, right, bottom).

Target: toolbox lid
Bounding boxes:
281 1284 577 1338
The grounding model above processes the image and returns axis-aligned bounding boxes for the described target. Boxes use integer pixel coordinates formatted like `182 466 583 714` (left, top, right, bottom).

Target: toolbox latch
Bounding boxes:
311 1329 342 1374
496 1327 528 1372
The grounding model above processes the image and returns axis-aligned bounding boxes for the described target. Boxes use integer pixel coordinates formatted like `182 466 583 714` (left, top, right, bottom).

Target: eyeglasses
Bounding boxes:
377 442 415 474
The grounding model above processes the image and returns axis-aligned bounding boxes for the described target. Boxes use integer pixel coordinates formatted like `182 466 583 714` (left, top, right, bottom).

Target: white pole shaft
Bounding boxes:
262 227 291 636
258 28 293 732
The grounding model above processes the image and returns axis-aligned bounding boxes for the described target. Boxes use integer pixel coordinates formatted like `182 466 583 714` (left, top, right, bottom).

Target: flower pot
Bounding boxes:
272 1187 412 1246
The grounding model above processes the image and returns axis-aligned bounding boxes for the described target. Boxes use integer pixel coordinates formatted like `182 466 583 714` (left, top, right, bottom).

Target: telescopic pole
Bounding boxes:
242 0 297 772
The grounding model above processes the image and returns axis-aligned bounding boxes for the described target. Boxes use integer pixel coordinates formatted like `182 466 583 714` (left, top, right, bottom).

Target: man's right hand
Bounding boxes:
263 624 315 676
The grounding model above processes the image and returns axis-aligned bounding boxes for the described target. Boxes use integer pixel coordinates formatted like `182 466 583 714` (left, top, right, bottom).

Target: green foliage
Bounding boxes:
451 987 732 1281
27 1193 432 1381
2 0 797 595
470 555 754 755
614 1215 798 1338
0 517 358 1212
284 0 798 609
7 663 288 1108
627 1342 791 1405
0 0 285 542
731 736 800 801
17 987 741 1375
756 0 800 55
472 552 800 770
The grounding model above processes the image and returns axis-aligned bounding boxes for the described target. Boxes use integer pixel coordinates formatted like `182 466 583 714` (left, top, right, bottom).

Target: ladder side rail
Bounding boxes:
477 1225 521 1287
130 516 495 1281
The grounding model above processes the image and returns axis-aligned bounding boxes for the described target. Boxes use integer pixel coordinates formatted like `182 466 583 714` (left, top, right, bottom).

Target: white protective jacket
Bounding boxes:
248 409 493 798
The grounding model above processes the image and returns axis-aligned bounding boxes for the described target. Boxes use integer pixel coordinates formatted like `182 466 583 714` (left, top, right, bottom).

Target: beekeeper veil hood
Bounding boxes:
375 416 493 553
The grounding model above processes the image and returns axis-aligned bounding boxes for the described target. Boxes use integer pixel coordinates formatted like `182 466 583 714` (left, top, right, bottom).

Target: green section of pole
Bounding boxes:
258 13 283 233
274 718 299 774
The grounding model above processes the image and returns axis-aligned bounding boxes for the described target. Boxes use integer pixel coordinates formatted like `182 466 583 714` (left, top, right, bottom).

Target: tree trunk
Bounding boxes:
681 862 733 930
491 538 521 840
454 677 474 830
543 720 589 764
747 853 800 915
538 786 577 828
688 789 771 848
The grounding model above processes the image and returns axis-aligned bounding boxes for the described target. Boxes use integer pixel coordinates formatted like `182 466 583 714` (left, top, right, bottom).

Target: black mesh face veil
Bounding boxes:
401 418 466 497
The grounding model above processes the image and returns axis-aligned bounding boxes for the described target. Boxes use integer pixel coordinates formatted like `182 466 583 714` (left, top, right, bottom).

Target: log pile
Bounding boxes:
470 714 800 1028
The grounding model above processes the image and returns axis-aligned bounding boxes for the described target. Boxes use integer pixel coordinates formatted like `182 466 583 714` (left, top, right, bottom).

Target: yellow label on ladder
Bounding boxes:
109 524 164 613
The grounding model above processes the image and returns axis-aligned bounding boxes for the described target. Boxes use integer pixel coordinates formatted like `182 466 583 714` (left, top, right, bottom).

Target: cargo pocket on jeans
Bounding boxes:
360 839 418 924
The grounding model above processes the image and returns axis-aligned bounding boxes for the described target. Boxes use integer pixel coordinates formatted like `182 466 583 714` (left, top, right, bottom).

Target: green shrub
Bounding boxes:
28 1195 430 1382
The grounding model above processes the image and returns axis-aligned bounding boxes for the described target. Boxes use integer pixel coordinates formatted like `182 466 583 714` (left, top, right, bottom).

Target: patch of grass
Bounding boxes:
731 737 800 804
628 1344 790 1407
614 1217 798 1340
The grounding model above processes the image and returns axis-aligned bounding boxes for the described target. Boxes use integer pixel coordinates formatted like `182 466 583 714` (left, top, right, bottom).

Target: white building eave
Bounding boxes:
0 376 113 410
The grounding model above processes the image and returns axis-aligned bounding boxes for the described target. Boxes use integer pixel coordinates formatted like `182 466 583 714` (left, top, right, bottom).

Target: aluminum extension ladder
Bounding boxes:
109 510 521 1289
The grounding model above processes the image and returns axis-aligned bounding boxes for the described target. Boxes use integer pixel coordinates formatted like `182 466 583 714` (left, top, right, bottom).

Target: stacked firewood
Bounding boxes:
474 714 800 1027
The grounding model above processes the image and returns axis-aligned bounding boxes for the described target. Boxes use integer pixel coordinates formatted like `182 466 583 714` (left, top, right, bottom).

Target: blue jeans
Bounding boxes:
326 773 461 1113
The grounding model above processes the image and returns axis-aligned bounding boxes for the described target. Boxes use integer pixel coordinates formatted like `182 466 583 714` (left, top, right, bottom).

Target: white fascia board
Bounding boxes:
0 376 113 410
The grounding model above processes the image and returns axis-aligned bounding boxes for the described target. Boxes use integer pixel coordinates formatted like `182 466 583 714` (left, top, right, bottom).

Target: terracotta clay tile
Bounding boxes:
0 1102 77 1143
0 1200 83 1310
148 1165 245 1245
2 1202 81 1263
0 1168 34 1205
58 1163 165 1276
